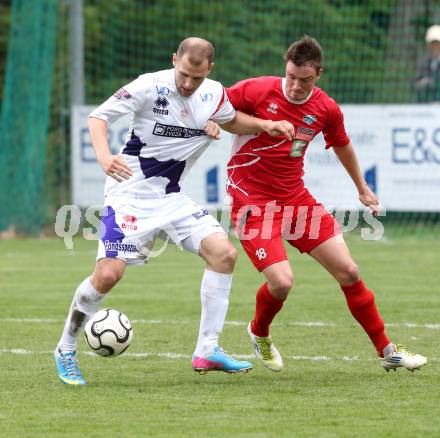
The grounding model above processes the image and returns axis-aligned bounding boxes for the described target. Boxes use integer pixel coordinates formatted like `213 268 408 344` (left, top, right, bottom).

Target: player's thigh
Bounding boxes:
308 234 359 284
172 200 225 255
97 197 159 266
285 196 340 254
231 206 288 272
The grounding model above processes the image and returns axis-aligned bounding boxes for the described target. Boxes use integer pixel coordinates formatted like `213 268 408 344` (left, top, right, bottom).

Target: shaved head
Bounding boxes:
176 37 215 65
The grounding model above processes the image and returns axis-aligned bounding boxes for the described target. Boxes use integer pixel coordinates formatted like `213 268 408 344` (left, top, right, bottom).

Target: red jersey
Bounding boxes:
226 76 350 206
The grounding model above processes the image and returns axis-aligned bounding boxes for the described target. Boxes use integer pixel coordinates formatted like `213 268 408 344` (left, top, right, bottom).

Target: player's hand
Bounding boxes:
204 120 221 140
98 153 133 182
262 120 295 140
359 185 380 217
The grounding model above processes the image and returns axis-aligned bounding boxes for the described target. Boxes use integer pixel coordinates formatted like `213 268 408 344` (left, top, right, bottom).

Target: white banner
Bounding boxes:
71 105 440 211
71 106 130 206
305 105 440 211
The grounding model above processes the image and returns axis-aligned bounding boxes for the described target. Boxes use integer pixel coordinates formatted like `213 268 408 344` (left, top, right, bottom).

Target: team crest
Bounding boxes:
200 93 213 102
303 114 317 125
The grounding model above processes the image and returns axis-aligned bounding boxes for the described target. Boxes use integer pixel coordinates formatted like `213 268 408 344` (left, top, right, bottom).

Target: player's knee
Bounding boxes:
93 264 124 292
338 262 359 285
218 243 237 270
269 273 294 300
200 234 237 271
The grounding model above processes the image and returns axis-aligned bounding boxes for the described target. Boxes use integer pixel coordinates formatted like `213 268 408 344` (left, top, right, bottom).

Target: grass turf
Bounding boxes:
0 233 439 437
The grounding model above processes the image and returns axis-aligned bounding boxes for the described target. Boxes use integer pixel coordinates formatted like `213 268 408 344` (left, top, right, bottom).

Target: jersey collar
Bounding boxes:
281 78 313 105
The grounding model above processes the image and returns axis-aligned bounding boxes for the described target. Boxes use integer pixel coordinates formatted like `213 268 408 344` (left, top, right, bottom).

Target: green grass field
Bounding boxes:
1 233 439 438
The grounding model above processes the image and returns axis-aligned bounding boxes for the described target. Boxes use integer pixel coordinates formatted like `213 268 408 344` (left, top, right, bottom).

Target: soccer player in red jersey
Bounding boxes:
226 35 427 373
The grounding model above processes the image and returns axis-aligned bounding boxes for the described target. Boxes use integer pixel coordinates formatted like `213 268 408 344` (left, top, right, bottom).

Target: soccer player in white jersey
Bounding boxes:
54 37 295 385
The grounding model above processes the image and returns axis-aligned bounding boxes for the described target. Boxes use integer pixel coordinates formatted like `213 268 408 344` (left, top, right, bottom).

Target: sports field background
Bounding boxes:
1 233 439 437
1 0 440 233
0 1 439 437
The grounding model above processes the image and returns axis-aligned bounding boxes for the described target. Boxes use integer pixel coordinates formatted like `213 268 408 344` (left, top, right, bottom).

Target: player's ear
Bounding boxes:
172 53 177 67
317 67 324 80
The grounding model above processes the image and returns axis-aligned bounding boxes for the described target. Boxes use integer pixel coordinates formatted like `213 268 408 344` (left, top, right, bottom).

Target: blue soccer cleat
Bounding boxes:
192 346 253 374
54 349 87 385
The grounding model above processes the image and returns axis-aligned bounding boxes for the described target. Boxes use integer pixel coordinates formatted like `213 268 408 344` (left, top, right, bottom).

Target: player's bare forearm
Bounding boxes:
88 116 132 181
88 117 112 161
333 142 379 214
220 111 294 139
333 143 367 192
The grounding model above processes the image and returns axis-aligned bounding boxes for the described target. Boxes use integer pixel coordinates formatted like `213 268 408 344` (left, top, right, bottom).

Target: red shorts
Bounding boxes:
231 191 340 271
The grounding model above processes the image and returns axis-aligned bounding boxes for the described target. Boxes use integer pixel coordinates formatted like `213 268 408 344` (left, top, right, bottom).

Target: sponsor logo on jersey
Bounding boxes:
114 87 131 99
123 214 137 223
121 215 138 230
192 209 209 220
298 126 315 136
156 85 170 95
154 97 169 108
200 93 213 102
153 122 206 138
303 114 317 125
103 241 139 253
267 103 278 114
153 96 169 115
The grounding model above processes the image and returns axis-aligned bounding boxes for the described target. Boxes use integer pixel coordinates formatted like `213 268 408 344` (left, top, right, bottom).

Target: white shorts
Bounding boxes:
96 193 224 265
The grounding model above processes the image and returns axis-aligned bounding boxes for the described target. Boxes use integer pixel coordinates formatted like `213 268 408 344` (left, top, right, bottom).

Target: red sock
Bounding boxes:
341 279 390 357
251 283 284 337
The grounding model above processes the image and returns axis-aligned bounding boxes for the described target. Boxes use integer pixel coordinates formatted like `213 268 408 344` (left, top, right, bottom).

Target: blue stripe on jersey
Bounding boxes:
122 129 186 194
122 130 146 156
139 157 186 194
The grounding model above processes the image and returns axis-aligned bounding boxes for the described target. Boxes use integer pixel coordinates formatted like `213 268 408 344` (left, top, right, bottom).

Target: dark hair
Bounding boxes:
284 35 323 73
176 37 215 65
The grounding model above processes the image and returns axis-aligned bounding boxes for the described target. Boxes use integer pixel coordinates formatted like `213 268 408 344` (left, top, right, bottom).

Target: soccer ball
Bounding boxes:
84 308 133 357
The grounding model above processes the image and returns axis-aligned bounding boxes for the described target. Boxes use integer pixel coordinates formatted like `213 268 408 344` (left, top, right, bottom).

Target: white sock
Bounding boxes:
57 277 105 353
194 269 232 357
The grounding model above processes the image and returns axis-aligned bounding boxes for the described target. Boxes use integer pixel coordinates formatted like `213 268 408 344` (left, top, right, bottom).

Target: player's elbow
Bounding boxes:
218 118 235 134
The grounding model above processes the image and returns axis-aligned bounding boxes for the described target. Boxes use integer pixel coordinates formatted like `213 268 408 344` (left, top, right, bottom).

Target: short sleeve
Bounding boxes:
89 75 148 125
226 78 258 114
323 100 350 149
210 88 236 124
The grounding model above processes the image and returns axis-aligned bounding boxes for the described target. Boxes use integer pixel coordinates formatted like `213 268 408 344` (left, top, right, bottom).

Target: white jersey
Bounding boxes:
89 68 235 198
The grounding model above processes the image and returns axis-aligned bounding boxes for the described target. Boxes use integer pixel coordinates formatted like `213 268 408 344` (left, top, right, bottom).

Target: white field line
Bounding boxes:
0 348 364 362
1 318 440 330
0 349 437 362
